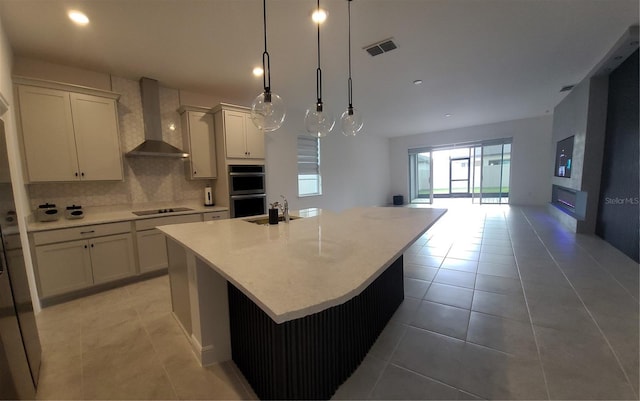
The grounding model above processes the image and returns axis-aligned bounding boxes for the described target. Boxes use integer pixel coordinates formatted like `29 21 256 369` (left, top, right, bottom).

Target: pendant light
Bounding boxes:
304 0 335 138
250 0 286 132
340 0 363 136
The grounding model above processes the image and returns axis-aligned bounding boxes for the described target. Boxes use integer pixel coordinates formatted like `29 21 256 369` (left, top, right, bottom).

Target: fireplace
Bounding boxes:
551 185 587 220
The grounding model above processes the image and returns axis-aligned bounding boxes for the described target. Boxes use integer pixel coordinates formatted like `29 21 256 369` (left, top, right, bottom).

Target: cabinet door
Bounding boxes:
70 93 123 181
187 111 217 179
244 114 265 159
35 240 93 298
18 86 79 182
224 110 248 158
136 229 169 273
90 233 136 284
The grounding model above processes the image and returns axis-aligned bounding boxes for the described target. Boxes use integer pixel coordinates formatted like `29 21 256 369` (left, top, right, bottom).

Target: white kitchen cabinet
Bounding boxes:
32 222 135 298
15 78 123 182
70 93 123 181
134 214 202 273
90 233 136 284
213 104 265 160
136 230 169 273
34 239 93 298
179 106 217 179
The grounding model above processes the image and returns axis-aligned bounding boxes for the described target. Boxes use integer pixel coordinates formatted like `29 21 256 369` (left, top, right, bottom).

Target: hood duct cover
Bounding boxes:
126 77 189 158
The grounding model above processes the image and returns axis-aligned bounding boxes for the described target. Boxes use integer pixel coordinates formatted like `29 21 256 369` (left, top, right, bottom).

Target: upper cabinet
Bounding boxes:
14 77 123 183
213 104 264 160
179 105 217 179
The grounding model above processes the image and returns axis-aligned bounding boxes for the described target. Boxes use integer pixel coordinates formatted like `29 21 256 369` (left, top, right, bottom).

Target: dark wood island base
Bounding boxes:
228 255 404 400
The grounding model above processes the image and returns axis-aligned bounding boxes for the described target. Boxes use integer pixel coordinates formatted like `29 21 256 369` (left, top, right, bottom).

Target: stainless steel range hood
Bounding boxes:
126 77 189 158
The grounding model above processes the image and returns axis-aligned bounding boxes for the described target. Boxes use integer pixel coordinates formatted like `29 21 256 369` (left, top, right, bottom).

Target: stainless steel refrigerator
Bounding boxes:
0 120 41 399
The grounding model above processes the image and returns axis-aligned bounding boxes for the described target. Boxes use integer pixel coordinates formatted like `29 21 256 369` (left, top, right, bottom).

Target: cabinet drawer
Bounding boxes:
32 221 131 245
135 214 202 231
203 211 229 221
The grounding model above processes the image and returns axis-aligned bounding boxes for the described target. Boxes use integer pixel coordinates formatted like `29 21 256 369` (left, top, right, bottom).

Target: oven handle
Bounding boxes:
229 172 266 177
230 193 267 200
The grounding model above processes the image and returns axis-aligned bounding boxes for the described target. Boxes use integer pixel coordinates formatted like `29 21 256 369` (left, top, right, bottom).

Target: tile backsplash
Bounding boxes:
28 76 210 210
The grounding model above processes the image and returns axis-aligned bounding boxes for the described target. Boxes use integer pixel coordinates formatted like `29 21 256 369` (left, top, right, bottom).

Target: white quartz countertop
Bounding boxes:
158 206 446 324
26 200 229 232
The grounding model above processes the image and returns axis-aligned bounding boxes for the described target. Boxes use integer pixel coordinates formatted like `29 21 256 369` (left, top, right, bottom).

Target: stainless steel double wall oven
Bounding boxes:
228 165 266 218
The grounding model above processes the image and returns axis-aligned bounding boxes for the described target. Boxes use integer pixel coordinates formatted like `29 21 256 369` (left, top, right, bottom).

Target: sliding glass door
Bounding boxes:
409 151 432 203
479 142 511 204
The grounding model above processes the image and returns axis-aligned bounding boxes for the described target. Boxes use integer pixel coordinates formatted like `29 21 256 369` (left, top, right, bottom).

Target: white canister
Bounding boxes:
36 203 59 222
204 186 214 206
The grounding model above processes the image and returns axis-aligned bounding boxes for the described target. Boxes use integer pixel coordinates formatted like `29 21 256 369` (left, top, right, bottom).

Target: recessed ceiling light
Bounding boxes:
444 113 452 118
413 79 423 85
312 9 327 24
252 67 264 77
68 10 89 25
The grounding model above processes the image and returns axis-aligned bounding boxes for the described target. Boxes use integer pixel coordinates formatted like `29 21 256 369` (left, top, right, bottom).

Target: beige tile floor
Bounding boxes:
35 205 639 400
35 276 257 400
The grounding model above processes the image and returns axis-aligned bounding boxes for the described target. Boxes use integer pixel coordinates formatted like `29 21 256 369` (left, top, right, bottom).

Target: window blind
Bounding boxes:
297 136 320 175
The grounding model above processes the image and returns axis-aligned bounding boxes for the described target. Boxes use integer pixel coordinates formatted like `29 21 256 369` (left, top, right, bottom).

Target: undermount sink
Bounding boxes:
246 215 301 225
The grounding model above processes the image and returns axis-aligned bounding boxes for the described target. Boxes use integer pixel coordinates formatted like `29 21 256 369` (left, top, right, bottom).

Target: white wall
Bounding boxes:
265 105 391 212
0 21 41 312
389 116 553 206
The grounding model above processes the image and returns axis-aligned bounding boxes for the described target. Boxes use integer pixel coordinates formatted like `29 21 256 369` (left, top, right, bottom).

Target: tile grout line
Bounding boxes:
367 226 443 400
367 220 451 400
519 207 638 400
387 362 485 399
80 305 85 401
508 208 552 401
572 236 639 302
131 290 181 400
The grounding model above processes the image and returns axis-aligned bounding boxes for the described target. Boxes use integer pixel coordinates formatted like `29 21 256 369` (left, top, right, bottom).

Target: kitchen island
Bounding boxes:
159 206 446 400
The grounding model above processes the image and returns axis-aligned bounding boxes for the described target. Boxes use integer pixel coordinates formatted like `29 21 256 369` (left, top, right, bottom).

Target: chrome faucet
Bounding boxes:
280 195 289 223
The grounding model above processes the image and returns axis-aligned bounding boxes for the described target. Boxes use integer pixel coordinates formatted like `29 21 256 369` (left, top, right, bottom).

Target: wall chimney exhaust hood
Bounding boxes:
126 77 189 158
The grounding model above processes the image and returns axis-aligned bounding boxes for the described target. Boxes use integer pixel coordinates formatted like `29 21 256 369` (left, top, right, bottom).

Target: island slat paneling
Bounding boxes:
228 256 404 400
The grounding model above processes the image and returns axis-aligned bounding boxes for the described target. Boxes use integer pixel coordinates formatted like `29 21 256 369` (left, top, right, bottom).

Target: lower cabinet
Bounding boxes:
35 233 135 297
134 213 204 273
136 229 169 273
35 239 93 297
31 209 229 300
90 233 136 284
32 222 136 299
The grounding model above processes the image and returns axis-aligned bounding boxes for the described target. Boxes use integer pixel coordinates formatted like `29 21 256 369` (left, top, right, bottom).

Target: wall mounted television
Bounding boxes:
555 135 574 178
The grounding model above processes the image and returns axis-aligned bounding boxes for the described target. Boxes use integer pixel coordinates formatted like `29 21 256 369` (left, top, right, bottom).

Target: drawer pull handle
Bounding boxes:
80 230 95 234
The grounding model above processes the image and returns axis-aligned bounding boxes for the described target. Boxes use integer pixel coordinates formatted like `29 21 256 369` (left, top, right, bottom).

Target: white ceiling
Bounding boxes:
0 0 638 138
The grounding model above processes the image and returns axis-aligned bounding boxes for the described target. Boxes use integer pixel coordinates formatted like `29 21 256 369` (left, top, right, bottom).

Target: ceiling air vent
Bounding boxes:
364 38 397 56
559 85 575 93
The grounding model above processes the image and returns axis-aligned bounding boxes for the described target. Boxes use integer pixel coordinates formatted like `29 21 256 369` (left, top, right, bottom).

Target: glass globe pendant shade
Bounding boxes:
304 103 335 138
250 91 286 132
340 106 363 136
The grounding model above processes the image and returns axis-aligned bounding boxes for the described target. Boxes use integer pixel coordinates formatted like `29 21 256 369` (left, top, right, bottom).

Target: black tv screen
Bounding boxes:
555 136 574 178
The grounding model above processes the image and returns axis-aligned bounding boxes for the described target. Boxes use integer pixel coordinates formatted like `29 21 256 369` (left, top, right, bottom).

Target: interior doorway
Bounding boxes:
408 139 512 205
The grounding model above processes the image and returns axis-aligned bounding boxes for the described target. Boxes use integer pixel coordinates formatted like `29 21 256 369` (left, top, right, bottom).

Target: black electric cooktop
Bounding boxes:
132 207 194 216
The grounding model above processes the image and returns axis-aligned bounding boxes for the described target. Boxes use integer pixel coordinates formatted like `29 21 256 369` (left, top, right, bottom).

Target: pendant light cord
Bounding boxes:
347 0 353 108
316 0 322 105
262 0 270 93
